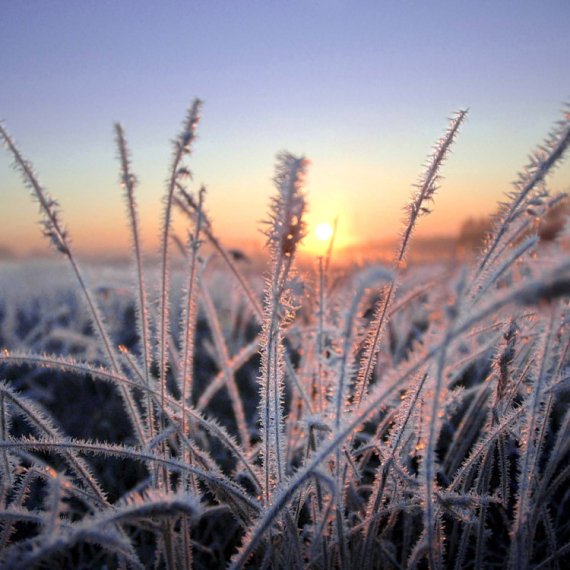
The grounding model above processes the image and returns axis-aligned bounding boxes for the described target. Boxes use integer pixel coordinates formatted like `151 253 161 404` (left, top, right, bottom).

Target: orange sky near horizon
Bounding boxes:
1 2 569 261
2 145 569 261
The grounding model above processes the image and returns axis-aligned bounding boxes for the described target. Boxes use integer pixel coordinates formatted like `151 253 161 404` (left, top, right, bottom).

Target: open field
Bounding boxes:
1 103 570 569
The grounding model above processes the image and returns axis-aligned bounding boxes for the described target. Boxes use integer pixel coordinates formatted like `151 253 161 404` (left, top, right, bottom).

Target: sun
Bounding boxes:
314 222 334 242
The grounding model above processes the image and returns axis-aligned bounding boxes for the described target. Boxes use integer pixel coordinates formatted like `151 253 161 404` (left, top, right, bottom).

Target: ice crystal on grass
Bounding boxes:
1 102 570 569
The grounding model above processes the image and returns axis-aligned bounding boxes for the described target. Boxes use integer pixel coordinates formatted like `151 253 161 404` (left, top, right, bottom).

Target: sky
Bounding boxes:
1 0 569 258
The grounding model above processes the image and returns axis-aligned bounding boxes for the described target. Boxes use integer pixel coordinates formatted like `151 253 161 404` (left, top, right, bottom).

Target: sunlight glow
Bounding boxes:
315 222 334 241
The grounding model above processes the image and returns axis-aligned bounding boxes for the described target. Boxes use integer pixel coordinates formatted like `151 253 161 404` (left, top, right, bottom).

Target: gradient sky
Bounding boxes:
1 0 569 258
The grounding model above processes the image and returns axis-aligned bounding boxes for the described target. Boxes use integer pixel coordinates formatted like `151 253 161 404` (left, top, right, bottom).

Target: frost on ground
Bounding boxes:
0 103 570 569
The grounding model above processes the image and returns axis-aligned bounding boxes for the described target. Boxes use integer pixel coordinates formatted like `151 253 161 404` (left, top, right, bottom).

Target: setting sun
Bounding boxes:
315 222 334 241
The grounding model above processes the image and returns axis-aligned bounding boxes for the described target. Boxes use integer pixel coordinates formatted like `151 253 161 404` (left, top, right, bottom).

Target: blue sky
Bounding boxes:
1 0 569 256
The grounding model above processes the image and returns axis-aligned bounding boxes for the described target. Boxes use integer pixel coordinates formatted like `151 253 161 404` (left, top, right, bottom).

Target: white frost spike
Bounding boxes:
157 99 202 441
264 152 309 260
259 152 309 506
